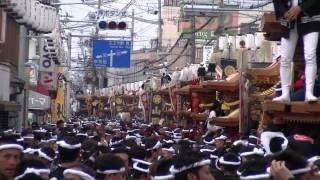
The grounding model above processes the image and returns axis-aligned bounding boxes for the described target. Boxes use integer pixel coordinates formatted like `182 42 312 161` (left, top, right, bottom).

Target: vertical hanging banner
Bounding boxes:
139 91 149 123
202 46 214 64
39 39 56 72
151 93 162 123
51 67 65 122
115 96 124 114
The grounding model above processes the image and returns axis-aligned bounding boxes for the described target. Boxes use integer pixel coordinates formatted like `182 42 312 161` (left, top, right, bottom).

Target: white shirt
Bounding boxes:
208 110 216 118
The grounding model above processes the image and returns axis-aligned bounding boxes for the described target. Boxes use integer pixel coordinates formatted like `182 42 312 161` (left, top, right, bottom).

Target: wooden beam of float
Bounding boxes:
262 100 320 124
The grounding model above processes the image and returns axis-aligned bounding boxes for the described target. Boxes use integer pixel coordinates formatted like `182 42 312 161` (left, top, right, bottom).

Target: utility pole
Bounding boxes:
65 32 72 120
131 9 134 50
17 26 28 131
93 0 102 94
158 0 162 51
191 0 196 64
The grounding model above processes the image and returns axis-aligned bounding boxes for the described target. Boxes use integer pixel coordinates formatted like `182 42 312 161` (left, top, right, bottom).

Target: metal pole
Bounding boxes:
190 0 196 64
17 26 28 131
65 33 72 119
92 0 102 95
52 2 97 6
131 9 134 50
191 16 196 64
158 0 162 50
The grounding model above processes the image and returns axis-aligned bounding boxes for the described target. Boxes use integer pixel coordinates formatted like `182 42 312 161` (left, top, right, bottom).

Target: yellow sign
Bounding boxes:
51 67 65 122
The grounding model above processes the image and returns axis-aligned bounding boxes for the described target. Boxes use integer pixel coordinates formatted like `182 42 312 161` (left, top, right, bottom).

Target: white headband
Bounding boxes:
266 166 310 175
38 150 54 162
0 144 23 151
23 135 34 140
215 135 227 140
240 148 265 157
57 141 81 149
218 156 241 166
249 135 260 140
233 140 249 146
146 141 162 151
200 148 216 153
110 139 123 146
77 133 88 137
97 167 126 174
133 162 150 173
163 139 174 144
170 159 211 174
238 171 270 180
210 154 219 159
162 147 175 153
23 148 38 154
63 169 95 180
203 138 215 144
132 158 152 165
151 174 175 180
14 168 50 180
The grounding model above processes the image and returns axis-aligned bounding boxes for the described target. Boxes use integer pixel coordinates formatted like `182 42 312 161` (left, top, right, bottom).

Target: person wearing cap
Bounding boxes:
14 157 50 180
96 154 126 180
21 129 35 149
0 135 24 180
149 158 174 180
213 134 228 155
269 150 311 180
111 147 130 178
170 150 214 180
215 152 241 179
132 158 151 180
144 138 162 163
49 136 82 180
63 164 95 180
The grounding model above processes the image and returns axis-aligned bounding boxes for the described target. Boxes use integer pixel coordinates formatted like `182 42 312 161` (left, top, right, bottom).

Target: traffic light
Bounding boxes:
97 20 127 30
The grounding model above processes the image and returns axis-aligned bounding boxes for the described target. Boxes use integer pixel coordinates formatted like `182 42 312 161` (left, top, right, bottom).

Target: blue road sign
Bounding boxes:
92 40 131 68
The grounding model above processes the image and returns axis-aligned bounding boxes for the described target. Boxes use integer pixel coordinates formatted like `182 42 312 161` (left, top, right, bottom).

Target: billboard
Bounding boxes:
39 39 56 72
28 90 50 110
92 40 131 68
180 13 239 39
39 72 57 91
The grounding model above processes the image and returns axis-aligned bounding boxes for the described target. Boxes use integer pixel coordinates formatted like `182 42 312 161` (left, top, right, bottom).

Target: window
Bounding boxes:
164 0 181 6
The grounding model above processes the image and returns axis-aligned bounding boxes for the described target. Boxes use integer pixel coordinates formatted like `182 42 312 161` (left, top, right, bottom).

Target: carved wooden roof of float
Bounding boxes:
247 61 279 85
174 86 190 95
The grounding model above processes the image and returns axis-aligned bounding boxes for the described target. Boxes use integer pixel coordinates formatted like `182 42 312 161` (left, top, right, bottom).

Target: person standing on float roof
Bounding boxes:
272 0 320 102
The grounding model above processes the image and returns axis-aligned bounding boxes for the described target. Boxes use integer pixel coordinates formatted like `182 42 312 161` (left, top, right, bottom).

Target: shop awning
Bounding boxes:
28 90 51 110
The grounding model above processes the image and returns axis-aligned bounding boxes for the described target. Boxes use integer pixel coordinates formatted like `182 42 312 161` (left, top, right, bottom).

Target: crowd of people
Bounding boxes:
0 116 320 180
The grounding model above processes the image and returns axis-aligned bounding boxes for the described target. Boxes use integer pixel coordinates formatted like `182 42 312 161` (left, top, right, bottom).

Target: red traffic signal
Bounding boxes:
97 21 127 30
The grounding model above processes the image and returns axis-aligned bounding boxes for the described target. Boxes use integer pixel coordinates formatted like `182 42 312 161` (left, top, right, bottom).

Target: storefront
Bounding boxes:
27 90 51 126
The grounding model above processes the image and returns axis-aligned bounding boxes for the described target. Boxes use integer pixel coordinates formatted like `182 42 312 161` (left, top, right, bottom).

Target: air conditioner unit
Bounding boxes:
24 0 36 27
47 7 57 31
7 0 26 19
16 0 31 24
29 0 38 30
43 5 50 32
38 3 46 32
